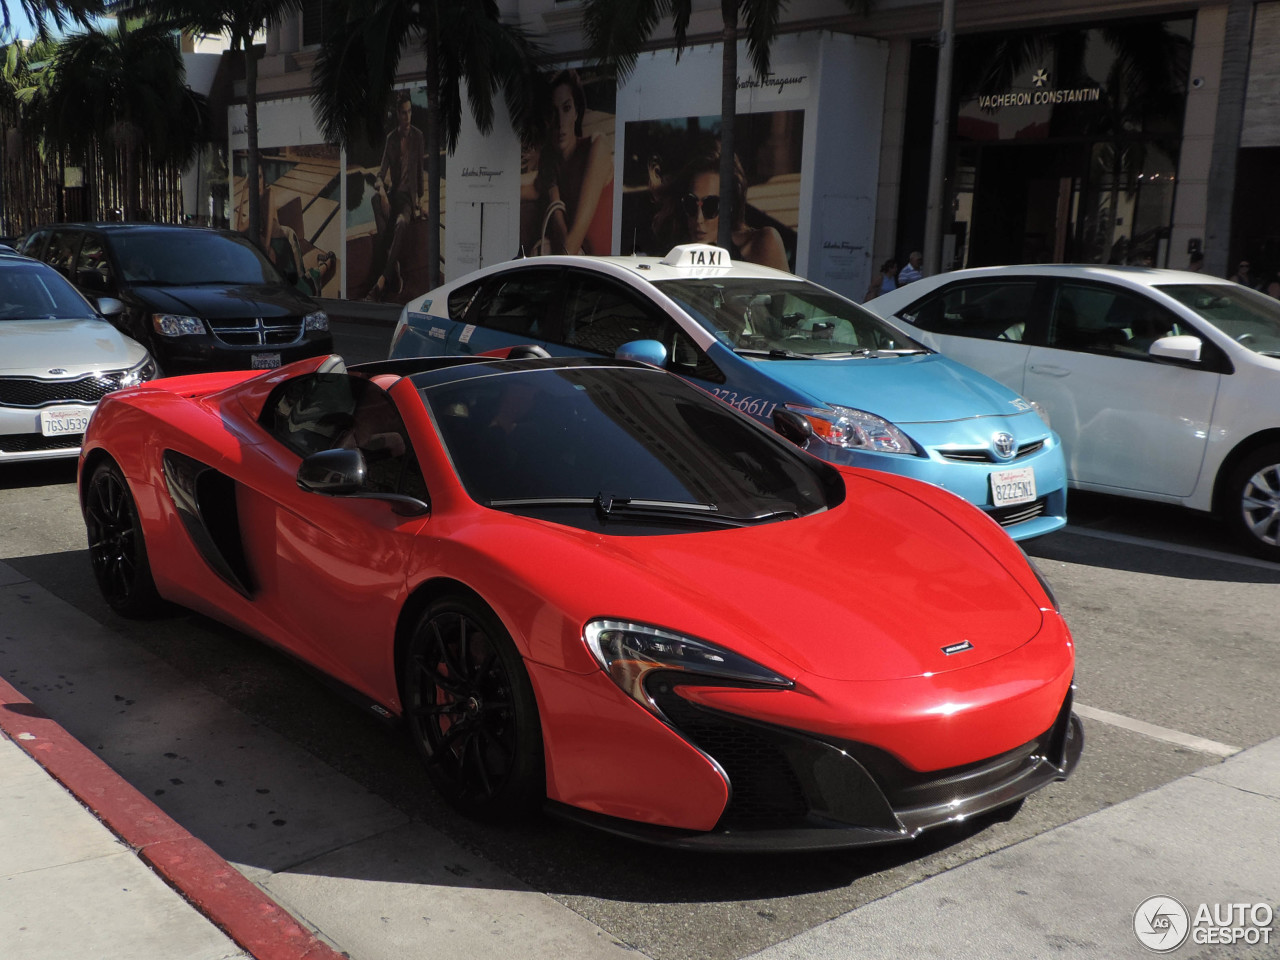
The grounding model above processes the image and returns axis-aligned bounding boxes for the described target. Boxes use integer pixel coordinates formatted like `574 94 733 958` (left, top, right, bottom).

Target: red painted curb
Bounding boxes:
0 677 346 960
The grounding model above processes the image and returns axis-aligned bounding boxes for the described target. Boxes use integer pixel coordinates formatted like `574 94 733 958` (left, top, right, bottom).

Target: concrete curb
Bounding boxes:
0 675 345 960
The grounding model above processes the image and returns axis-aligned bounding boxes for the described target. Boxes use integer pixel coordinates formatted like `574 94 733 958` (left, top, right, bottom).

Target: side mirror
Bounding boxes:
772 408 813 447
1149 335 1202 363
615 339 668 367
96 297 125 318
297 447 366 495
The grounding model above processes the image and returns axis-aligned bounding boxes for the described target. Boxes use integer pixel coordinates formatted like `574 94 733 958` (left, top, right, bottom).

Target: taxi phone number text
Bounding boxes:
708 389 778 419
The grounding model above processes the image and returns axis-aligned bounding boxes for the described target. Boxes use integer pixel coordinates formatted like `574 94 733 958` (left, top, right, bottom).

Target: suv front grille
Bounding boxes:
207 316 304 346
0 371 130 407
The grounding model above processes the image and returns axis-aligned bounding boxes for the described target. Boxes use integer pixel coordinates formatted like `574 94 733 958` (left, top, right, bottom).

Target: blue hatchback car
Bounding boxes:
389 244 1067 539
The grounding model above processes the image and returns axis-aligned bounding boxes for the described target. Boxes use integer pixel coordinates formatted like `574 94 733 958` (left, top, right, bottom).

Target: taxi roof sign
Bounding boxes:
660 244 733 268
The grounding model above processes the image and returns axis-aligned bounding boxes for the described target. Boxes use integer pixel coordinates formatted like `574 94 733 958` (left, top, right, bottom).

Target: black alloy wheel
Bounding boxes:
402 595 544 819
85 460 164 617
1226 444 1280 562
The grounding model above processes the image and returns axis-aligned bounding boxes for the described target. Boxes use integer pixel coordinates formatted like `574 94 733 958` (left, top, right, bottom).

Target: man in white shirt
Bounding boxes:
897 250 923 285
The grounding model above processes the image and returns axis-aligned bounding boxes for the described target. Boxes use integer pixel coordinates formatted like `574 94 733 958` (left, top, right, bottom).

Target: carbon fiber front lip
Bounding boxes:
546 701 1083 852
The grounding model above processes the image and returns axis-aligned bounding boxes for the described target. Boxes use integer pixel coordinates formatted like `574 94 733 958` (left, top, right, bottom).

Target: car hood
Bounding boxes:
498 471 1045 683
759 352 1030 424
0 319 149 375
125 283 314 318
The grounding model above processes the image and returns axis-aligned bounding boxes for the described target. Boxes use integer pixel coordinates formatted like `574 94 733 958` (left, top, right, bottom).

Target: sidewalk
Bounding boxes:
2 555 1278 960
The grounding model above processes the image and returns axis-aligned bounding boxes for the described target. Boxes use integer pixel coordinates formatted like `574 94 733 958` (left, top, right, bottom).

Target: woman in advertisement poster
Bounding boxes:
531 69 613 256
652 148 789 272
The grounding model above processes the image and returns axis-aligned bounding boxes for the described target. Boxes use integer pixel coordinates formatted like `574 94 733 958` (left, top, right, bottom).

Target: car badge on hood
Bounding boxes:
941 640 974 655
47 368 68 376
992 432 1016 460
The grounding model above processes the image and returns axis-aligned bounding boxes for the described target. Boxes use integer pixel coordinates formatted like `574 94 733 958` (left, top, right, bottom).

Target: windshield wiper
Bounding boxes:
487 493 799 528
732 347 813 359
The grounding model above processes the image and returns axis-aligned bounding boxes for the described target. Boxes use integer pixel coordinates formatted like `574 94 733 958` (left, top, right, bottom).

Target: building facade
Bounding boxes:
221 0 1280 303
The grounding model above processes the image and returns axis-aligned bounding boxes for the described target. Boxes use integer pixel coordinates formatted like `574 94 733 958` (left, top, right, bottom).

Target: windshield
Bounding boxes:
654 277 927 357
1158 283 1280 356
112 230 283 286
0 263 96 320
422 366 842 532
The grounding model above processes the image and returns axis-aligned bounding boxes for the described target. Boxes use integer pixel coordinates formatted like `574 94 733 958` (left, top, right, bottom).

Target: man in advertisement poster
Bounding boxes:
366 91 425 301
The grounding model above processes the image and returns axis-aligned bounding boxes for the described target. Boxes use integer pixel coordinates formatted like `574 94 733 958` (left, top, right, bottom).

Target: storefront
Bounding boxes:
898 14 1195 270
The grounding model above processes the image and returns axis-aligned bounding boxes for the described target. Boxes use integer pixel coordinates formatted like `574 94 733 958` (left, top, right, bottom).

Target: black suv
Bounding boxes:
20 223 332 375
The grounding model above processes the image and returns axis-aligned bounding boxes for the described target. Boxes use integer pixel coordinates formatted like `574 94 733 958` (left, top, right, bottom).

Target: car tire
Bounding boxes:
1225 444 1280 562
85 460 165 617
401 594 544 820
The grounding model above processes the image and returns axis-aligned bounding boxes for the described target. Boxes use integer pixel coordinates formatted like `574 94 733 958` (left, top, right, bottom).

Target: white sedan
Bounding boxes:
866 264 1280 560
0 251 156 463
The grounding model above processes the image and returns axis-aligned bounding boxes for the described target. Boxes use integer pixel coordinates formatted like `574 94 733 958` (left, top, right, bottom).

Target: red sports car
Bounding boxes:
79 351 1081 850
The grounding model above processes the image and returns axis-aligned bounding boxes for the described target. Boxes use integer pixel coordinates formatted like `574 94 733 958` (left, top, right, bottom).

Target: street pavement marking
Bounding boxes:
1074 703 1242 757
1062 525 1280 571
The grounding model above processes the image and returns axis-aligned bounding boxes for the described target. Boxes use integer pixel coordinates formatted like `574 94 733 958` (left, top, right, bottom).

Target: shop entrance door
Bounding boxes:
968 143 1086 266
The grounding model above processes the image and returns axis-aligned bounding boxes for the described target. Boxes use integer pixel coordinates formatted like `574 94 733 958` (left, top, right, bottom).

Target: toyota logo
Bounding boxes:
992 432 1017 460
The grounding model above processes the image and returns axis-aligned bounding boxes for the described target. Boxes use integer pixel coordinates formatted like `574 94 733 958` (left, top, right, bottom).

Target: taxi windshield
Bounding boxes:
654 277 928 357
1157 283 1280 357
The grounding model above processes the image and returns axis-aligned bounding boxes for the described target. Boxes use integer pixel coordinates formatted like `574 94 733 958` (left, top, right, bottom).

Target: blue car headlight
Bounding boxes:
584 619 791 717
784 403 918 455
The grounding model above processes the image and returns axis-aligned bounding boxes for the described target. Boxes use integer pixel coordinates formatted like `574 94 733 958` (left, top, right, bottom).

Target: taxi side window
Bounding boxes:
446 277 483 320
74 235 115 294
467 269 559 337
903 281 1035 342
1048 283 1180 358
260 373 427 499
559 274 665 355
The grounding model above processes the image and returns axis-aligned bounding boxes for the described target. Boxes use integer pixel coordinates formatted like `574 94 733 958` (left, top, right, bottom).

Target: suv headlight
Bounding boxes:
118 354 159 387
152 313 204 337
304 310 329 331
584 619 791 717
784 403 918 455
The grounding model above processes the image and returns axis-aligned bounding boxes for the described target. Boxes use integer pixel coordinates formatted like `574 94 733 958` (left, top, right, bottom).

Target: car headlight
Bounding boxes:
584 619 791 717
304 310 329 331
784 403 918 455
152 313 205 337
118 354 159 387
1029 400 1051 428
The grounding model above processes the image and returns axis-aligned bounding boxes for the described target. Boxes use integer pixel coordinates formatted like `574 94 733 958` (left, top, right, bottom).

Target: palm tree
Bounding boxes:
311 0 543 288
2 0 104 41
583 0 866 251
110 0 303 242
35 20 206 219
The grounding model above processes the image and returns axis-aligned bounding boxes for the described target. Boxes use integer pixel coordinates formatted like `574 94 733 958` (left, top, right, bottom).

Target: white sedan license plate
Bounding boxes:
251 352 282 370
991 466 1036 507
40 405 94 437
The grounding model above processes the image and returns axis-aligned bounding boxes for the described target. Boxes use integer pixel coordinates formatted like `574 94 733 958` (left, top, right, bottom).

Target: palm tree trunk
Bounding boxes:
244 35 261 243
426 32 441 287
718 0 737 251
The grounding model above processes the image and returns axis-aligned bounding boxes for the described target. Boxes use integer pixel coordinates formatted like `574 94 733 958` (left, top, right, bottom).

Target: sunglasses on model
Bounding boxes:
681 193 721 219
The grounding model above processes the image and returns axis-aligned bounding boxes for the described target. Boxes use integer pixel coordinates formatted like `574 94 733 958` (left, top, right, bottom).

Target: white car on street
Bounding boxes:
866 264 1280 560
0 251 156 463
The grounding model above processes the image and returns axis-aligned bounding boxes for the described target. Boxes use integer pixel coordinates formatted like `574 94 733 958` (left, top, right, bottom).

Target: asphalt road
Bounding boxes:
1 320 1276 960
